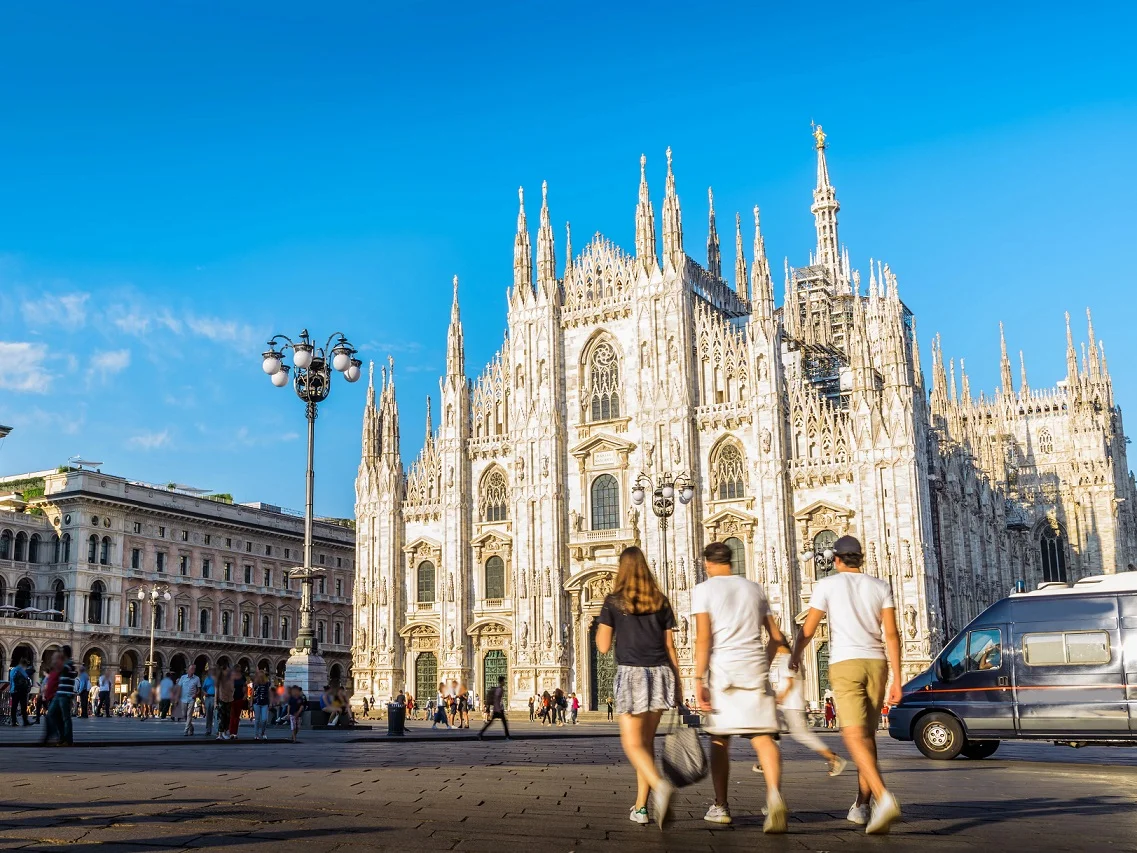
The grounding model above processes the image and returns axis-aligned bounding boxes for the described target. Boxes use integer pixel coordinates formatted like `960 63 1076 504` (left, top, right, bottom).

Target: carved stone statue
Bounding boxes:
380 578 387 606
379 626 387 650
449 626 456 649
569 510 583 532
677 556 687 590
447 573 455 602
679 616 689 647
518 569 527 597
644 441 655 469
904 605 917 639
447 465 454 488
517 456 525 481
544 621 553 648
627 506 639 536
671 436 681 466
761 428 772 454
542 456 549 478
904 541 914 579
520 621 529 648
561 623 569 645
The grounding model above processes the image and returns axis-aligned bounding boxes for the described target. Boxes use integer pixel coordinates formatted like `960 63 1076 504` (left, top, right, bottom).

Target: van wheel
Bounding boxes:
915 713 964 760
961 740 1000 759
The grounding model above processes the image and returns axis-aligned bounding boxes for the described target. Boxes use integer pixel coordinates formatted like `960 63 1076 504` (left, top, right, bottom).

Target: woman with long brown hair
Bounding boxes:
595 546 682 828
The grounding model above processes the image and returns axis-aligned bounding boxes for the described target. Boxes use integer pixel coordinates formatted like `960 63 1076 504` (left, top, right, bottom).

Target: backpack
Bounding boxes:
12 668 29 692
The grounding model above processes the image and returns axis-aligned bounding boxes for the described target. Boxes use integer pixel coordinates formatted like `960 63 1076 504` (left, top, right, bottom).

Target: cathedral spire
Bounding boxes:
999 322 1014 396
1065 311 1078 383
634 154 657 270
361 360 379 461
706 187 721 279
424 395 434 445
911 317 924 389
1085 307 1101 380
661 146 684 269
733 212 748 301
1019 350 1029 394
446 275 465 378
513 187 533 300
380 355 400 469
536 180 556 293
949 357 958 403
751 207 774 320
783 260 799 339
810 123 841 277
960 358 971 403
564 221 574 281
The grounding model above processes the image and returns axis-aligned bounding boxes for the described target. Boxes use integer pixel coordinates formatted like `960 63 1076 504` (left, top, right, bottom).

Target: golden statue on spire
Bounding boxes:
812 122 827 150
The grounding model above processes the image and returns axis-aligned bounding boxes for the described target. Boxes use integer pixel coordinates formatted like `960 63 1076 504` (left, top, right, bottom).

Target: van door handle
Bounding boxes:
997 676 1009 687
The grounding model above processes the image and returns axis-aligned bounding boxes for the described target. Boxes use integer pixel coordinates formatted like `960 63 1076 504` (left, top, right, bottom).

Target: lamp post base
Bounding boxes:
284 649 328 698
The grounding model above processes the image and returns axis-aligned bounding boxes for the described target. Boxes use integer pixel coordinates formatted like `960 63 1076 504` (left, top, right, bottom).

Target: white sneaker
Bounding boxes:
847 802 871 826
628 806 649 825
827 755 848 777
763 792 788 834
651 779 675 829
752 763 762 773
703 803 732 824
866 790 900 835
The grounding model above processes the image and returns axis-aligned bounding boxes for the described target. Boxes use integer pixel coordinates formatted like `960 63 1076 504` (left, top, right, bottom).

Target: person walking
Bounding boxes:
157 672 175 719
595 545 681 829
96 670 111 718
570 693 580 725
771 644 846 775
251 671 271 740
432 682 451 730
51 645 78 746
178 665 202 736
40 653 63 744
215 668 233 739
75 667 91 719
693 541 790 834
9 659 31 726
202 668 217 736
286 685 304 743
527 695 535 722
477 676 510 740
791 535 903 835
824 697 837 729
227 667 247 740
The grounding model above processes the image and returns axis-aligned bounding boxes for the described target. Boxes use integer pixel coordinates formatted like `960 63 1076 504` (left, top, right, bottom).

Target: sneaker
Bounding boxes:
628 806 649 825
763 792 788 834
827 755 848 777
847 802 871 826
651 780 675 829
866 790 900 835
752 763 762 773
703 803 732 825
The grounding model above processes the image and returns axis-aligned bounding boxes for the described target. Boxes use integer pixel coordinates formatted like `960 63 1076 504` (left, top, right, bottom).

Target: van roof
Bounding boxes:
1011 572 1137 597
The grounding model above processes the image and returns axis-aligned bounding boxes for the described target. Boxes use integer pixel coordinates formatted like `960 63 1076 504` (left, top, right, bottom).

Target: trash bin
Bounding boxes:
387 703 406 736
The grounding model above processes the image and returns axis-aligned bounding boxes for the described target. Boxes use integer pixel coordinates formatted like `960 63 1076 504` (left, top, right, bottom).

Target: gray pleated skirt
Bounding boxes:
613 664 676 716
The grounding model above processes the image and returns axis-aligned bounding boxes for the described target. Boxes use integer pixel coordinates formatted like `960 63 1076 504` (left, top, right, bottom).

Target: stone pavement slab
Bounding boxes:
0 733 1133 852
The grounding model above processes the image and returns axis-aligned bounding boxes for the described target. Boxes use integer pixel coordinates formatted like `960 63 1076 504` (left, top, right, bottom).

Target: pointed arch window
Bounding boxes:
485 556 506 600
587 341 621 421
712 441 746 500
1040 523 1067 584
1038 428 1054 454
482 469 509 522
417 561 436 603
590 474 620 531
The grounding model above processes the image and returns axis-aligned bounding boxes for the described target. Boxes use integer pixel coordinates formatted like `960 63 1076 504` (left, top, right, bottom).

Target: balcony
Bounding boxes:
568 526 636 561
414 601 437 613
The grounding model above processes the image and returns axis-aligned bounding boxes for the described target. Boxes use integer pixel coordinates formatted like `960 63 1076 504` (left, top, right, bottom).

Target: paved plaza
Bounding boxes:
0 725 1133 852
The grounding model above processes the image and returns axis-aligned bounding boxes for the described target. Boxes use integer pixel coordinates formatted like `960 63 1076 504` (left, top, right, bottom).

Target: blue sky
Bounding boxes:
1 2 1135 518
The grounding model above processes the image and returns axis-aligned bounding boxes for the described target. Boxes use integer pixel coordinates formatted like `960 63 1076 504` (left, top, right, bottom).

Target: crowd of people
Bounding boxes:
3 655 355 744
602 538 903 836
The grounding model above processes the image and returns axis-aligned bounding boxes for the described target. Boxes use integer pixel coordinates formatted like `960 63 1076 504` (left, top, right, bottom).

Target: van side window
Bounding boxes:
1023 631 1110 666
968 629 1001 671
941 635 967 681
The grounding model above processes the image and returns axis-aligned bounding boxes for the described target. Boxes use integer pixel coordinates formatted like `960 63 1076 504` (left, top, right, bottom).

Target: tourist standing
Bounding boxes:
605 695 614 721
595 546 681 829
432 682 450 730
251 671 271 740
791 535 903 835
97 670 111 718
52 645 78 745
771 644 846 775
286 685 304 743
8 659 30 726
570 693 580 725
824 697 836 728
693 541 790 833
137 674 153 720
202 668 217 736
40 652 63 744
477 676 510 740
157 672 175 719
227 668 247 740
75 666 91 719
178 665 202 736
527 695 535 721
215 668 233 739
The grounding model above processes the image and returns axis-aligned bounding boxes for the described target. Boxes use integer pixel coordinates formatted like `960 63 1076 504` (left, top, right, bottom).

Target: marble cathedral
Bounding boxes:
351 128 1137 710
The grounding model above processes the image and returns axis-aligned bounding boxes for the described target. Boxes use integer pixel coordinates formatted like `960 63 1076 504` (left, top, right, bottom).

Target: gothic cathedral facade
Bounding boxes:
351 129 1137 710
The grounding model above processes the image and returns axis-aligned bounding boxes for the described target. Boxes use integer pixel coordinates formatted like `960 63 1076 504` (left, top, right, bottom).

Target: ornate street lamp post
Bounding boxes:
630 472 694 584
137 583 172 683
261 330 361 695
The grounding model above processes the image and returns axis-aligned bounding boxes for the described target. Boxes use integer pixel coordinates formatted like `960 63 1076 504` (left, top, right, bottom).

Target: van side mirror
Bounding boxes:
934 658 945 681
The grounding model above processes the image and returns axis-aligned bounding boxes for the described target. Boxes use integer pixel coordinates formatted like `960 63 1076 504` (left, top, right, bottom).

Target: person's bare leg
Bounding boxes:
709 735 731 806
619 712 663 808
751 735 782 794
841 725 884 802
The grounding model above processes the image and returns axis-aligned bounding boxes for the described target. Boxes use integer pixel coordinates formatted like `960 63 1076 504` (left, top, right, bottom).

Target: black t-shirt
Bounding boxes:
597 594 676 667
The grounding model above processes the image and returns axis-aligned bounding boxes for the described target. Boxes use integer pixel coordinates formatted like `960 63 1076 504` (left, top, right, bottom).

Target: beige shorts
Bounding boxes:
829 659 888 731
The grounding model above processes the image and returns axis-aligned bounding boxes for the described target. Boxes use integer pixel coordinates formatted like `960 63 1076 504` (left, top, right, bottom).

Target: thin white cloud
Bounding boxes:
21 292 89 330
128 429 170 450
0 342 53 393
87 349 131 384
186 315 256 347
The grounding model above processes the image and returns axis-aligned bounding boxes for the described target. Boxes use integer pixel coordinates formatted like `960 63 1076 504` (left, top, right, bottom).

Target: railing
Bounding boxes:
415 602 436 613
482 599 505 609
569 527 635 544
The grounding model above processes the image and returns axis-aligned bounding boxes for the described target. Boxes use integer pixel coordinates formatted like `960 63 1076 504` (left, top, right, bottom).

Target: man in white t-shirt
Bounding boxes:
791 535 902 835
177 665 202 736
693 541 790 834
770 645 845 774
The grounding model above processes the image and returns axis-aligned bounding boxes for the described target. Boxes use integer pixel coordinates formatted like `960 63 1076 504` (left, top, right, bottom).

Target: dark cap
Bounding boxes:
832 535 863 557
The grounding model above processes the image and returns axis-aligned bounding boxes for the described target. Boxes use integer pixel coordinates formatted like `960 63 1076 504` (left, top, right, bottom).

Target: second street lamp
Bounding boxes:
631 471 694 585
261 329 361 698
137 583 172 684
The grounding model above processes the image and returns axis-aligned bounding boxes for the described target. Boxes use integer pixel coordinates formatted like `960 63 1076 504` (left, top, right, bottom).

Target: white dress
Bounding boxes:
691 575 779 736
